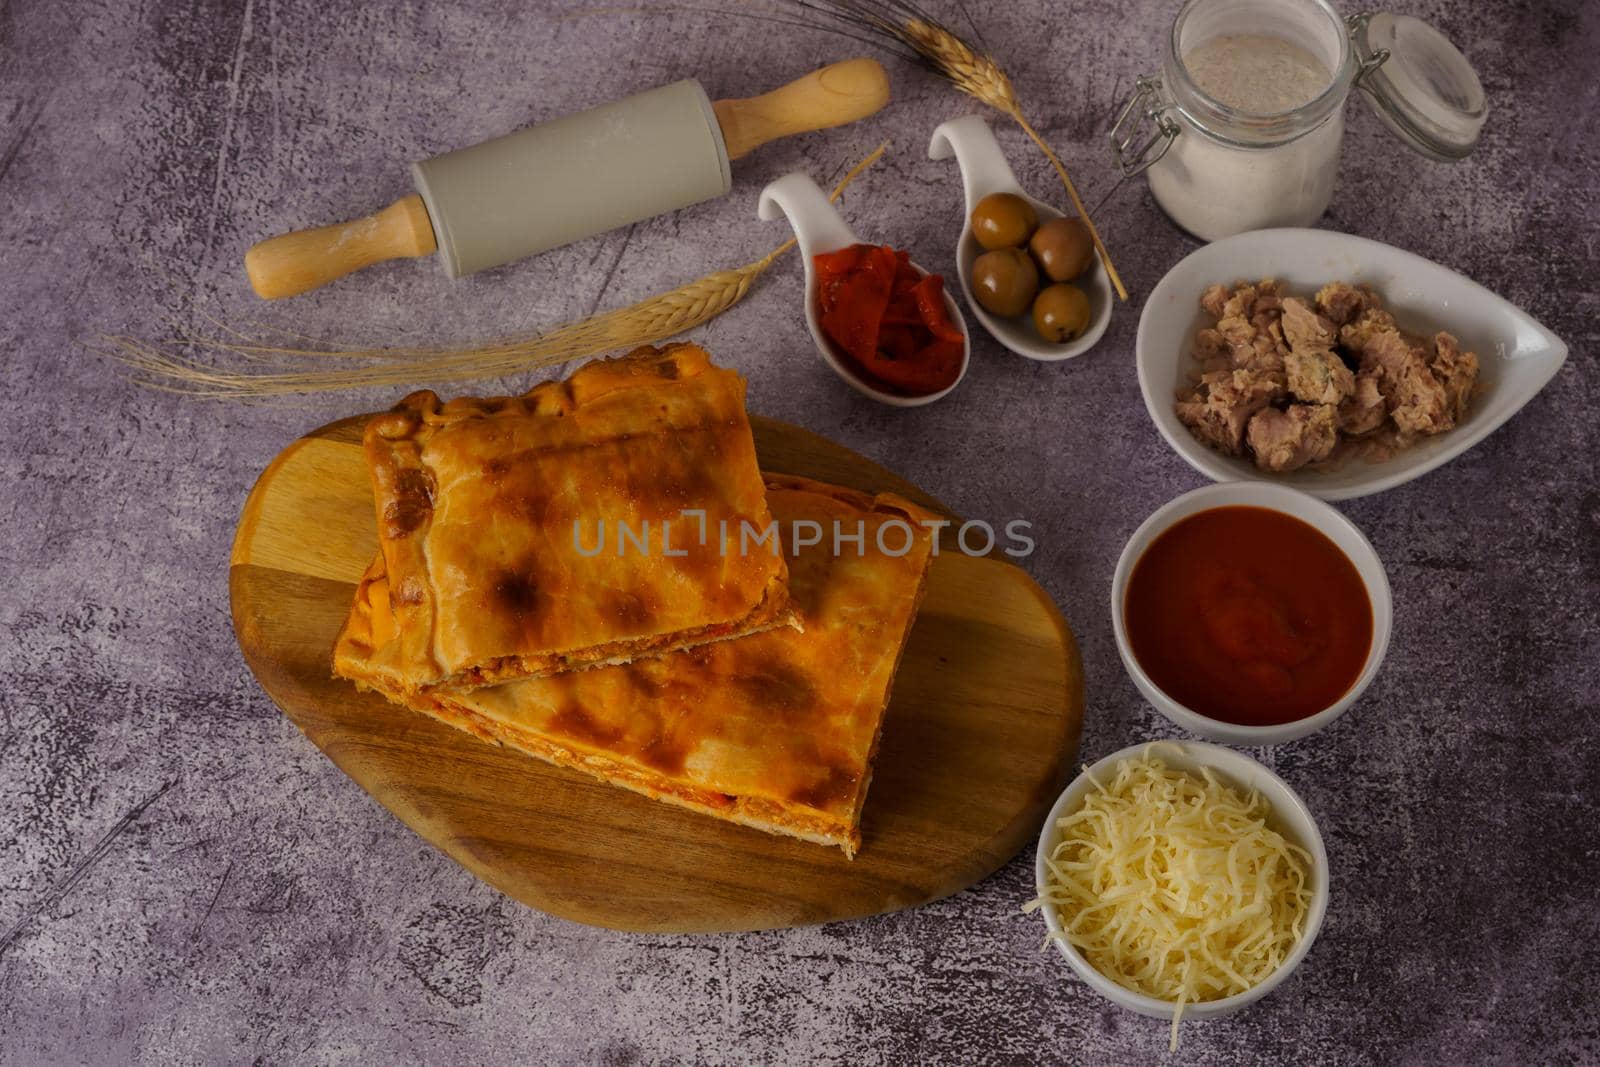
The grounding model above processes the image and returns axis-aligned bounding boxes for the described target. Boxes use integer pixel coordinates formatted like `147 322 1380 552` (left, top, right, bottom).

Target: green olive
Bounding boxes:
1032 283 1092 343
972 247 1040 318
970 192 1039 251
1028 216 1094 283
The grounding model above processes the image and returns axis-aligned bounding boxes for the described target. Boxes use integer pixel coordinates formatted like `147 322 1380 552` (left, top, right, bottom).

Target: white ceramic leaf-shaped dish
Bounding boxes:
1138 228 1569 500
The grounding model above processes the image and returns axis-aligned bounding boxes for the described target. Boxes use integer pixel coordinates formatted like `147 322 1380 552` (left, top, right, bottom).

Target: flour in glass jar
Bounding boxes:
1147 32 1343 240
1182 35 1331 113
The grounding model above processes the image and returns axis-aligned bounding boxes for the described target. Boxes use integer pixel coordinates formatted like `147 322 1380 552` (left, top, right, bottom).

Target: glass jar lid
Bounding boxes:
1351 12 1487 162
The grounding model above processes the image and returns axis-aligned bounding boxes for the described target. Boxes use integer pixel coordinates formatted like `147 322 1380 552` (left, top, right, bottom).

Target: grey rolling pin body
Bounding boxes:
412 80 731 278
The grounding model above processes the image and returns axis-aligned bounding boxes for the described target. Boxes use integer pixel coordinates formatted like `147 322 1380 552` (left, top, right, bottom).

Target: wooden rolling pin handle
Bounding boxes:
713 58 891 161
243 194 439 300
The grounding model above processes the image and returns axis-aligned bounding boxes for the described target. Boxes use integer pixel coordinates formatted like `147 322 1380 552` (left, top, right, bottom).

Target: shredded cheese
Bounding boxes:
1024 747 1313 1051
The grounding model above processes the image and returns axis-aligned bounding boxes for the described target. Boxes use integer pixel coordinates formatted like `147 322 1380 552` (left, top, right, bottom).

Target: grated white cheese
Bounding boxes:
1025 748 1313 1051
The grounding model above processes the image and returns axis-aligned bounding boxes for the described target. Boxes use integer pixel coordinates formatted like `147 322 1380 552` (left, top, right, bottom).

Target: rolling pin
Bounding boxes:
244 58 890 299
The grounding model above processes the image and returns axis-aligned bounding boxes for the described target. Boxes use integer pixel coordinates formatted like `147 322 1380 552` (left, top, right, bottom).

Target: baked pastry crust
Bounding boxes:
334 474 939 857
350 343 794 694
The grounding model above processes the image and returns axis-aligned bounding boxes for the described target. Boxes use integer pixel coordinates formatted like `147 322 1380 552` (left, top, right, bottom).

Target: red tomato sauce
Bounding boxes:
1124 506 1373 727
813 244 963 396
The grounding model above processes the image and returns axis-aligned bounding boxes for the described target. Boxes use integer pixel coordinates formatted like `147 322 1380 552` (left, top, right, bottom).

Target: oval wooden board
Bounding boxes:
231 414 1084 933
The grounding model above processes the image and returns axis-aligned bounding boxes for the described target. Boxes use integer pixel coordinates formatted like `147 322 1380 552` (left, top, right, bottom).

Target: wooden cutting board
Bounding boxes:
231 413 1084 933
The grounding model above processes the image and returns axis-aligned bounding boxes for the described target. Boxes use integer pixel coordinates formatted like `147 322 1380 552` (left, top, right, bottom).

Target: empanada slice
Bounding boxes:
354 343 795 694
335 474 938 857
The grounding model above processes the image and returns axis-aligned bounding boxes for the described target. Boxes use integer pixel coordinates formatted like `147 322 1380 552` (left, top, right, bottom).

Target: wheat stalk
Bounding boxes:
107 144 887 398
785 1 1128 301
900 17 1021 112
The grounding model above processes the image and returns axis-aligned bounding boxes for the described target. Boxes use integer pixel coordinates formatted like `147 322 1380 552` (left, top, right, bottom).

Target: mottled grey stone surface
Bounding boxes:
1 0 1596 1063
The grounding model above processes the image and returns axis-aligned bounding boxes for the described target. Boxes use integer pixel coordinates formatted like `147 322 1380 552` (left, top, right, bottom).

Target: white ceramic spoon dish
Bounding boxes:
1138 227 1569 500
758 172 970 407
928 114 1112 361
1035 740 1330 1025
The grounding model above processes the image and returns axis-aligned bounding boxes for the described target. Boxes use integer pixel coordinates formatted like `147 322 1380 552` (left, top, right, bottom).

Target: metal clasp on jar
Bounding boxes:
1109 75 1182 178
1346 13 1392 89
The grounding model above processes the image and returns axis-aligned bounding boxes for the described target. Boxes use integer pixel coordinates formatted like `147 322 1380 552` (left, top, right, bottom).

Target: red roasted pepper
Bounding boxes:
813 244 963 396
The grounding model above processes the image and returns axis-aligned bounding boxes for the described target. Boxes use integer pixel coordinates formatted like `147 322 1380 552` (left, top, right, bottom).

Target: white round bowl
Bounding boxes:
1111 481 1392 745
1034 739 1330 1023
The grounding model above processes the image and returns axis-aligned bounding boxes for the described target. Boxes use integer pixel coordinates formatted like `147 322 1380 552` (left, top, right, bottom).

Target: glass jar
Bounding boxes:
1112 0 1487 242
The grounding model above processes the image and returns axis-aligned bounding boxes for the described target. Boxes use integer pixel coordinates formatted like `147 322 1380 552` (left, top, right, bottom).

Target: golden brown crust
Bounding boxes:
349 344 795 694
404 696 866 855
333 473 939 857
762 475 940 840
